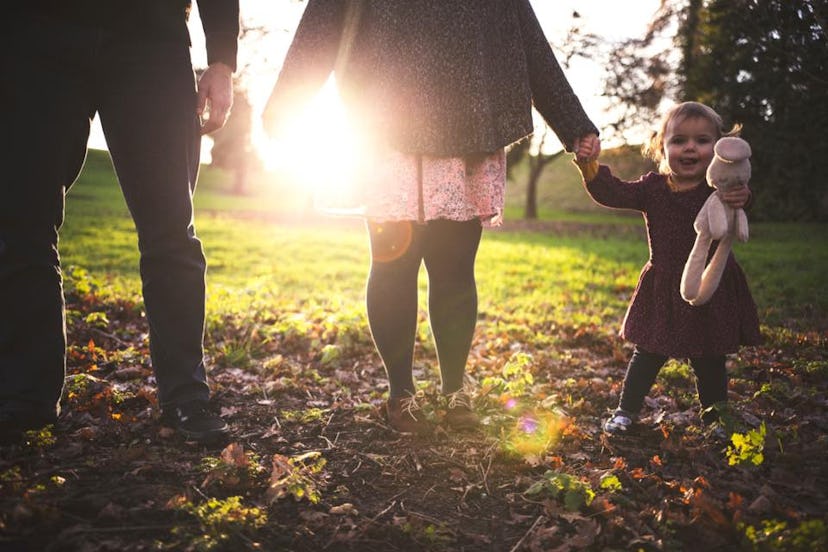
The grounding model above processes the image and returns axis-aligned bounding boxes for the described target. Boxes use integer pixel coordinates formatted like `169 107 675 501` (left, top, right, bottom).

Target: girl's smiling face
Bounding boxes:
663 116 718 188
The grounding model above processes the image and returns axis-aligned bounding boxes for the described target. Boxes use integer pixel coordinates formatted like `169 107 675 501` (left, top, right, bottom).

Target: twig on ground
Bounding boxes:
337 497 402 549
509 515 544 552
90 327 131 348
406 509 447 526
478 440 497 496
409 451 422 473
322 410 335 432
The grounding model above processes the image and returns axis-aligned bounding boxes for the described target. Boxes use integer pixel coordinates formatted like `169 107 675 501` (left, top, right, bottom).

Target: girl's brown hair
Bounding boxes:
642 101 742 174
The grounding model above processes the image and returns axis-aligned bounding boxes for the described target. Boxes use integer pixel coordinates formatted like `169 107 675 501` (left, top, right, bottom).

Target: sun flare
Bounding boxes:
258 78 365 212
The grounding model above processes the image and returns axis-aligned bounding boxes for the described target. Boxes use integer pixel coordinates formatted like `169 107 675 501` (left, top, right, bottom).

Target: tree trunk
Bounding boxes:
232 160 249 195
524 130 565 219
525 160 543 219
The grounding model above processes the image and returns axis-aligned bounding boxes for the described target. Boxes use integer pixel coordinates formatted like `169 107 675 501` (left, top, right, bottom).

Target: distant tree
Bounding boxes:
506 138 530 181
682 0 828 221
594 0 828 220
209 86 260 194
589 1 688 143
524 129 566 219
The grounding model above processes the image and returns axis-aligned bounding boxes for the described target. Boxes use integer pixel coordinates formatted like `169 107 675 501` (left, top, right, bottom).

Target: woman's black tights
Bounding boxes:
366 219 482 398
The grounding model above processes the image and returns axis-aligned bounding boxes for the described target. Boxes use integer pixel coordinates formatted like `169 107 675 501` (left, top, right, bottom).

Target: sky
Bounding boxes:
87 0 661 156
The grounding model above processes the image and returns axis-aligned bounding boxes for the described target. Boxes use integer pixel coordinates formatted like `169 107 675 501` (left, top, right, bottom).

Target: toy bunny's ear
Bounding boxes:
714 137 751 162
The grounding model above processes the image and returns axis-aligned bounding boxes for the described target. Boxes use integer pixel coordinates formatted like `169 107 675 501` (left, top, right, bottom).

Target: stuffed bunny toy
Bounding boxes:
680 136 751 306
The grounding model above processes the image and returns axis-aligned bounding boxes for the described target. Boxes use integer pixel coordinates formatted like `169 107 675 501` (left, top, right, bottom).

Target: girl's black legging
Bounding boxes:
366 219 482 399
618 346 728 423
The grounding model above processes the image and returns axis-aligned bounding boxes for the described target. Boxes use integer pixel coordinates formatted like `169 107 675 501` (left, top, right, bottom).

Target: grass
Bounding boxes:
59 148 827 333
10 148 828 552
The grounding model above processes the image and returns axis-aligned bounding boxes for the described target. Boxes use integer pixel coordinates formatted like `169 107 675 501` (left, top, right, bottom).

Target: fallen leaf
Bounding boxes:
158 427 175 439
747 495 772 514
221 442 249 468
329 503 358 516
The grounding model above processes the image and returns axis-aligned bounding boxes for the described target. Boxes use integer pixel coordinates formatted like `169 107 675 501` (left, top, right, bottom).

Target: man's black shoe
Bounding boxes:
161 400 229 443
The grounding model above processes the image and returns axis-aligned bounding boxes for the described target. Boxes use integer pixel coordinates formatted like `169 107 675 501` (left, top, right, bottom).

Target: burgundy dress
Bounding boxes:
585 166 761 357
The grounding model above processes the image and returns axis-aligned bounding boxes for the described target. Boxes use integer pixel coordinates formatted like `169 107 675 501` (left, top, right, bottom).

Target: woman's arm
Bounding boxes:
262 0 345 136
514 0 598 151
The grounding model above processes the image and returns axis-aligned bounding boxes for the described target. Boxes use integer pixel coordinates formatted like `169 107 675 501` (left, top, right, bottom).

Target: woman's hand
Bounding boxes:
573 133 601 162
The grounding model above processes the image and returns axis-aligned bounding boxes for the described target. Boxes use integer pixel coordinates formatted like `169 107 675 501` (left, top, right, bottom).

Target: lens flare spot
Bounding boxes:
504 409 568 458
519 416 539 434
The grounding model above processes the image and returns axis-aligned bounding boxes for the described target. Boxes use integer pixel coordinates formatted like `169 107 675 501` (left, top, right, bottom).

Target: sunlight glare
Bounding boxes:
259 77 365 214
504 409 568 457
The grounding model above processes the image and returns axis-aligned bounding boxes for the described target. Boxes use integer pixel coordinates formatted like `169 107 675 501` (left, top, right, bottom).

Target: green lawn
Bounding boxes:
8 147 826 552
61 148 826 334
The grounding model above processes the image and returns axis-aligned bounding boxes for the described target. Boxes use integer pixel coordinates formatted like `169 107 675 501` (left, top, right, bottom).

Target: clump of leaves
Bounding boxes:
741 518 827 551
63 370 130 421
170 495 267 551
660 359 692 383
63 265 102 298
525 470 596 511
396 515 454 547
22 425 57 449
0 467 25 495
599 473 623 492
266 451 327 504
751 380 801 406
280 407 329 424
481 352 535 400
200 443 264 491
795 359 828 378
319 343 342 365
82 311 110 329
727 423 767 467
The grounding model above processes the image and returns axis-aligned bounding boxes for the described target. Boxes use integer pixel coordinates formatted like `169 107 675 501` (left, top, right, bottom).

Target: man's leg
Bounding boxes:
96 37 220 438
0 14 95 432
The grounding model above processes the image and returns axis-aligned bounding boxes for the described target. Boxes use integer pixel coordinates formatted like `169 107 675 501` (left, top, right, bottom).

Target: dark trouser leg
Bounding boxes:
97 37 208 409
689 355 728 423
0 16 96 420
422 219 482 394
366 221 423 398
617 346 667 415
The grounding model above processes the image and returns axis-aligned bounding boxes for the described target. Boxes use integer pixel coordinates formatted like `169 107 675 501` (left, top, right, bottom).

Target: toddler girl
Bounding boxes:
574 102 761 434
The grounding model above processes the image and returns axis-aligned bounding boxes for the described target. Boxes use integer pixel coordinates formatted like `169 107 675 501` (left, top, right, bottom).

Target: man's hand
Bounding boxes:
197 62 234 135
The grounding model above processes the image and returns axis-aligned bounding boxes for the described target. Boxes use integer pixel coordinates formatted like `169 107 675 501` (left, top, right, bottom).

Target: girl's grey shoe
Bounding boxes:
603 409 635 434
